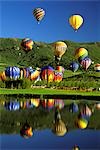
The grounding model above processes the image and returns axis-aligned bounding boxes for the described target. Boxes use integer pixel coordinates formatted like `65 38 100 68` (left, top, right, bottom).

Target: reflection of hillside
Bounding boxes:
0 103 100 134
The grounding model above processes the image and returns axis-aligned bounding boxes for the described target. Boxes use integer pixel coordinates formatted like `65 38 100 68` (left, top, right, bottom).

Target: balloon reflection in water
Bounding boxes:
31 99 40 107
20 123 33 139
69 102 79 113
72 145 80 150
52 109 67 136
75 117 88 129
54 99 64 110
5 101 20 111
41 99 54 110
80 105 92 118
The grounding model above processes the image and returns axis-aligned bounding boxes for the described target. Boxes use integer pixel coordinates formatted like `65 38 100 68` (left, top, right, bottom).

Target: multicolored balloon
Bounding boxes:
54 99 64 110
33 8 45 24
94 64 100 72
80 57 92 70
31 99 40 107
41 99 54 110
20 123 33 139
56 66 65 73
75 48 88 61
54 72 63 82
40 66 55 82
69 14 84 31
21 38 33 52
53 41 67 61
30 67 41 81
70 62 79 72
20 68 30 79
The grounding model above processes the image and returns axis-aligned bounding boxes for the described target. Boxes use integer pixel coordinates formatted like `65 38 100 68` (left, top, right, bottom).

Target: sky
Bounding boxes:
0 0 100 43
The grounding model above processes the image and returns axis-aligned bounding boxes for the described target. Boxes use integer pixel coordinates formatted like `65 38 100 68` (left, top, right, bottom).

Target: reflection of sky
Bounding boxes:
1 129 100 150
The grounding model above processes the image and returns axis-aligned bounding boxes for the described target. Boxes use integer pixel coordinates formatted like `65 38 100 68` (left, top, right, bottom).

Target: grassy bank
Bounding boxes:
0 88 100 96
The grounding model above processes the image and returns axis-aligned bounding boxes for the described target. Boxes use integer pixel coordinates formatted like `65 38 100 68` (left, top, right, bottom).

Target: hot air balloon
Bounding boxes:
41 99 54 110
53 41 67 62
52 109 67 136
21 38 33 52
76 117 88 129
69 14 83 31
20 68 30 79
75 48 88 61
20 123 33 139
70 62 79 72
54 99 64 110
69 102 79 113
0 71 6 81
56 66 65 73
33 8 45 24
5 66 20 80
80 105 92 118
72 145 80 150
80 57 92 70
31 99 40 107
30 67 41 81
40 66 55 82
94 64 100 72
5 101 20 111
54 72 63 82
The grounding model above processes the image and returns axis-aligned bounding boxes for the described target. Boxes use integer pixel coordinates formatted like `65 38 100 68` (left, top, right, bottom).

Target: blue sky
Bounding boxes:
0 0 100 43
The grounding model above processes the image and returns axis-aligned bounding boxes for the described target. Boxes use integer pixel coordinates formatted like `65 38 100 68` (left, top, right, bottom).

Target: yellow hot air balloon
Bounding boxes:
76 118 88 129
52 119 67 136
33 8 45 24
69 15 83 31
53 41 67 61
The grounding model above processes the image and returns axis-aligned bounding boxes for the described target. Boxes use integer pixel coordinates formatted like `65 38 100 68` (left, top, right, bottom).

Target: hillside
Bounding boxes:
0 38 100 70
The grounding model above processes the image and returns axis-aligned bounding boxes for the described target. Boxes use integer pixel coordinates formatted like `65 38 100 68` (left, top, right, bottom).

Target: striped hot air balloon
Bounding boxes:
80 57 92 70
21 38 33 52
20 68 30 79
33 8 45 24
5 66 20 80
94 64 100 72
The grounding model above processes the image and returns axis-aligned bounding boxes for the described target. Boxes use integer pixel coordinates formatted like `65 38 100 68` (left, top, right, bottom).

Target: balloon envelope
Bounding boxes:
21 38 33 52
53 41 67 60
5 66 20 80
80 57 92 70
69 14 83 31
54 72 63 82
40 66 54 82
70 62 79 72
33 8 45 23
75 48 88 60
94 64 100 72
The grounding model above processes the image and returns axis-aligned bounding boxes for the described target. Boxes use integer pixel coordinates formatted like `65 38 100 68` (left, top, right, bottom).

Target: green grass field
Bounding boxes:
0 88 100 96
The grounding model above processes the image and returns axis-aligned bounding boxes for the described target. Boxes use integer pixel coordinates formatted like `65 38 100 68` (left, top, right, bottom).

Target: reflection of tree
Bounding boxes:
0 105 100 134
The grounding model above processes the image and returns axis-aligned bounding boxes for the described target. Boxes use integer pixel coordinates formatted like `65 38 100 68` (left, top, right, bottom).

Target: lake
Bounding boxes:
0 95 100 150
